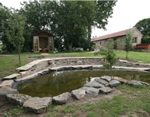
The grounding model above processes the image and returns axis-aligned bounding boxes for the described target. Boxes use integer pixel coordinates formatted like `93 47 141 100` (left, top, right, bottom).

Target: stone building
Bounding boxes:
92 27 143 50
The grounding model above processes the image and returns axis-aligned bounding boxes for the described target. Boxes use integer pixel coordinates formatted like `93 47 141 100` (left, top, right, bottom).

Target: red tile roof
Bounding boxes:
92 28 130 42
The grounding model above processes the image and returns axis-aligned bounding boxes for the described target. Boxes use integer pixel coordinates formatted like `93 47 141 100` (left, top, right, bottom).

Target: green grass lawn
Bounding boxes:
0 51 150 78
3 84 150 117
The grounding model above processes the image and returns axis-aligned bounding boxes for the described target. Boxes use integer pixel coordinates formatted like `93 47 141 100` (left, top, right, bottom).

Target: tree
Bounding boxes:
4 12 26 65
94 40 118 77
54 1 97 51
125 30 134 59
0 3 15 53
87 0 117 49
134 18 150 43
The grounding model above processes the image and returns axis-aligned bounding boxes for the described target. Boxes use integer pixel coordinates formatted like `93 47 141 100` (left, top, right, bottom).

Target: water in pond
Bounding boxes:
18 70 150 97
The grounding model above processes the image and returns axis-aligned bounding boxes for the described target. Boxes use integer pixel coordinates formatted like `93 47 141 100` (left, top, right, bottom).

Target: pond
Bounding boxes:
18 70 150 97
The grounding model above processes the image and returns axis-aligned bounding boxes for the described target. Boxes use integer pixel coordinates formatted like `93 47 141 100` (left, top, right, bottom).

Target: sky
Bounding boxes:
1 0 150 38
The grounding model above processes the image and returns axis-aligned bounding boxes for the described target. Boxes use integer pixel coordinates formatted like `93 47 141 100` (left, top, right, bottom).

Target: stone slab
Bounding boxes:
99 87 112 94
20 71 27 77
0 80 14 88
85 81 104 88
109 80 120 87
94 78 108 85
101 76 112 82
23 97 52 114
6 93 32 106
128 80 142 87
92 65 103 69
113 76 128 84
113 66 150 71
82 87 99 96
0 86 18 97
53 92 71 105
71 89 86 100
3 73 20 80
72 65 82 69
16 65 32 71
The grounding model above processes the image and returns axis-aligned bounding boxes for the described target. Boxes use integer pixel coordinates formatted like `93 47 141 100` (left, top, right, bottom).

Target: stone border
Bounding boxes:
1 75 150 114
1 57 150 113
3 57 150 81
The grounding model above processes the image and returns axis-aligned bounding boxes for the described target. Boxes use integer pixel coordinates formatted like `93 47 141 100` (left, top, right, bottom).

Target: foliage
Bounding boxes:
134 18 150 44
1 1 117 53
3 12 26 65
125 30 134 59
94 40 119 70
142 35 150 44
0 3 15 53
134 18 150 37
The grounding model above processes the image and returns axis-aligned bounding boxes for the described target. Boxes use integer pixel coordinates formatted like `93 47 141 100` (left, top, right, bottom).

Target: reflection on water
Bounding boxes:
18 70 150 97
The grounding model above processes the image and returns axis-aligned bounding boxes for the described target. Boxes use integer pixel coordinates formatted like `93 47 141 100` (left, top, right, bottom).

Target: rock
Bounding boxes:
109 80 120 87
0 80 14 88
99 87 112 94
81 65 92 69
3 73 20 80
72 65 82 70
71 89 86 100
77 60 82 65
101 76 112 82
53 92 71 105
6 93 32 106
82 87 99 96
0 86 18 97
92 65 103 69
113 76 128 84
141 81 150 86
94 78 108 85
23 97 52 114
128 80 142 87
90 77 100 82
84 81 104 88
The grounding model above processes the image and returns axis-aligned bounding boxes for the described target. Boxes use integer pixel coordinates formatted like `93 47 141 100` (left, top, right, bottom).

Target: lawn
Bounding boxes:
3 84 150 117
0 51 150 78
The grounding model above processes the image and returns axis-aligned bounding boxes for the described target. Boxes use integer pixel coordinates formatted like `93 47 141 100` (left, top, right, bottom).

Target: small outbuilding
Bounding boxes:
32 31 55 53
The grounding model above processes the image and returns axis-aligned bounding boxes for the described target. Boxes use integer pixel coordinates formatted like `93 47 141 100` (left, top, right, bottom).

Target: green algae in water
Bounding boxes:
18 70 150 97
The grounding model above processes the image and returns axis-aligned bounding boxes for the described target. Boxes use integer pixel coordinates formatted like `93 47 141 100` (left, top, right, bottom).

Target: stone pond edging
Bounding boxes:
0 57 150 113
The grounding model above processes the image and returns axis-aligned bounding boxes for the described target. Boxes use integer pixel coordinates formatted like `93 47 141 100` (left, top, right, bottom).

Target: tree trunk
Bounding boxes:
68 44 72 52
18 51 21 66
126 52 128 59
68 39 73 52
88 26 91 50
110 64 113 79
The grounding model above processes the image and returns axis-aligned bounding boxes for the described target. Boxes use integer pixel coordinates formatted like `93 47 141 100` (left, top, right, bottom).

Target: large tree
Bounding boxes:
134 18 150 43
0 3 15 52
87 1 116 49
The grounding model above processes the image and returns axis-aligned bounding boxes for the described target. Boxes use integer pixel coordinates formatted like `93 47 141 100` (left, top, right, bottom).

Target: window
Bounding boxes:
133 37 137 43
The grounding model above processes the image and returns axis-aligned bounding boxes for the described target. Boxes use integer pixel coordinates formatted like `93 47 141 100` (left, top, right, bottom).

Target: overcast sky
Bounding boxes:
1 0 150 37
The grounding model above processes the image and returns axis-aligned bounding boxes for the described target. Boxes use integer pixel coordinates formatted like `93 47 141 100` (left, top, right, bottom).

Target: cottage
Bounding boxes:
32 31 55 53
92 27 143 50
